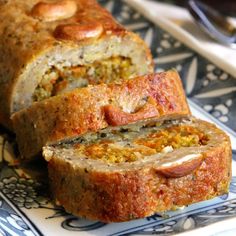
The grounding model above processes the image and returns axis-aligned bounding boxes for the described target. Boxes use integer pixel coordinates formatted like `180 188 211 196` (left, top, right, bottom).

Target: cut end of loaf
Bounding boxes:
12 33 153 114
52 118 209 165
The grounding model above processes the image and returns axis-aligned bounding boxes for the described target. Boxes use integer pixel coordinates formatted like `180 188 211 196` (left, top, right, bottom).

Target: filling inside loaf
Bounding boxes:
33 56 133 101
60 123 209 163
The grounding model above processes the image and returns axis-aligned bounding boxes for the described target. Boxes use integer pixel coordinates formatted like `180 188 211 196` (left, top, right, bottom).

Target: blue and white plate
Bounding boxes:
0 0 236 235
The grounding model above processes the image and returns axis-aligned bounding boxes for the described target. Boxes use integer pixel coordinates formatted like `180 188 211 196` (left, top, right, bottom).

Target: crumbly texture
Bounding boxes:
11 71 191 160
45 119 232 222
33 56 133 101
70 124 209 163
0 0 153 129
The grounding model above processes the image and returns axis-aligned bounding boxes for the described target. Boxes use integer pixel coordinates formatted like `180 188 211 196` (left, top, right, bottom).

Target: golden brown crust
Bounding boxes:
11 71 190 160
0 0 153 129
46 120 231 222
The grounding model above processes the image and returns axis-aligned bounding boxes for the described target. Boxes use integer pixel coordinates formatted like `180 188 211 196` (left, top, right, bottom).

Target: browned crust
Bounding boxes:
11 71 190 160
47 121 231 222
0 0 153 129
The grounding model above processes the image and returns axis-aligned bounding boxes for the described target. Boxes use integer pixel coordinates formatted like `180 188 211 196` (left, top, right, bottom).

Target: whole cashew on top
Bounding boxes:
31 0 77 22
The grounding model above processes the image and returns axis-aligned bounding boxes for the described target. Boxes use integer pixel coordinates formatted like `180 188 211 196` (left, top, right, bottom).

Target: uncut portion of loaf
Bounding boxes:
11 70 190 160
44 119 231 222
0 0 153 129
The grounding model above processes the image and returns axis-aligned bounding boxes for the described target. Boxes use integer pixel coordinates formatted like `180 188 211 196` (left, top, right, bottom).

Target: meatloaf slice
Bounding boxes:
11 70 190 160
44 118 231 222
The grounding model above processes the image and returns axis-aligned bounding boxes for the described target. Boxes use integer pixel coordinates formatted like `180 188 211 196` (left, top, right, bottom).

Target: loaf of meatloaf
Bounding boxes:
0 0 153 129
11 70 190 160
43 118 231 222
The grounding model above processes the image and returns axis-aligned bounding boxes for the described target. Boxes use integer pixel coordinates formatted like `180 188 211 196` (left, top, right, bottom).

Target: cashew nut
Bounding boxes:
31 0 77 22
54 22 103 41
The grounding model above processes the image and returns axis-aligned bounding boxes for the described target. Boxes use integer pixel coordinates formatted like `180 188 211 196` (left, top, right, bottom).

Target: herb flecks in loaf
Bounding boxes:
71 124 209 164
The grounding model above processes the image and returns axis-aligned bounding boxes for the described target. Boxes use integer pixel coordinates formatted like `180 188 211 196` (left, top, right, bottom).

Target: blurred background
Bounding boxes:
155 0 236 17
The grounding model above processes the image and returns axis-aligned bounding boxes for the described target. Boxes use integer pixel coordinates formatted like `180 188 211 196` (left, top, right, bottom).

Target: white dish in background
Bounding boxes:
126 0 236 78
